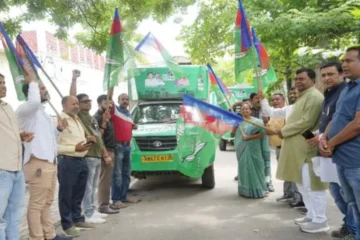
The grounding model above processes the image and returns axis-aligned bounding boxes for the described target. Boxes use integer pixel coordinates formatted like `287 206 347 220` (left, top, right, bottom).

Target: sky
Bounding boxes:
19 3 200 57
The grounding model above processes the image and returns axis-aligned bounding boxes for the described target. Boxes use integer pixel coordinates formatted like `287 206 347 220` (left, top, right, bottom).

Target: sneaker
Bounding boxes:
110 201 127 210
64 226 80 238
74 221 95 229
332 224 349 238
276 195 293 202
85 216 106 224
267 182 275 192
50 234 73 240
340 232 355 240
294 217 312 226
98 206 120 214
300 221 330 233
94 210 108 218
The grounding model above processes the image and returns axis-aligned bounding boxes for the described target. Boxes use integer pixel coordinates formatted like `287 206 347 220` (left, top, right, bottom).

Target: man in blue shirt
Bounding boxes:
320 46 360 240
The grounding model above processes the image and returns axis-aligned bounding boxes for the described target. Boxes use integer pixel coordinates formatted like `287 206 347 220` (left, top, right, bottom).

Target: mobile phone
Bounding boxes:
84 140 94 146
302 130 315 140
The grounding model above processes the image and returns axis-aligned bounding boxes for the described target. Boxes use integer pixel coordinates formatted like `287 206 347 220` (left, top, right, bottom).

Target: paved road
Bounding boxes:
72 147 341 240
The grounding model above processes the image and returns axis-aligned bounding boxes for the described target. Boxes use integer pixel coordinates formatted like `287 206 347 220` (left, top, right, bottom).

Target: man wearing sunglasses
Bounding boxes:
70 70 112 225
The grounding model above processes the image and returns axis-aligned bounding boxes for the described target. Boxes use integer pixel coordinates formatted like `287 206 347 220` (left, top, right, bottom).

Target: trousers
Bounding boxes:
296 163 327 223
24 157 57 240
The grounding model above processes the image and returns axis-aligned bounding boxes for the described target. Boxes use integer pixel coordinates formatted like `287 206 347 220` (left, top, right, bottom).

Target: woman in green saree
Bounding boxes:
231 102 271 198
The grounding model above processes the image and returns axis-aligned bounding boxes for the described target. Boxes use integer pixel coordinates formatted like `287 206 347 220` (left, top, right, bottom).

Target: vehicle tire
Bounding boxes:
219 139 227 151
202 164 215 189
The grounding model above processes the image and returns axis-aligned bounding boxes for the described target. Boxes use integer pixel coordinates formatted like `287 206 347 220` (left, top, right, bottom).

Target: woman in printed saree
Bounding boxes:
231 102 271 198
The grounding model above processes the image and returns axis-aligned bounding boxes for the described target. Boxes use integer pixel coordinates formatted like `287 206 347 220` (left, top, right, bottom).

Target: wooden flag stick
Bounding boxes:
21 49 71 134
39 65 64 98
220 87 272 133
46 95 72 134
250 46 264 91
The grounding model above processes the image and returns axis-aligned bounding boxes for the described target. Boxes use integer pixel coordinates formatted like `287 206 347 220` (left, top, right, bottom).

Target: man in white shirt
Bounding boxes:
16 74 71 240
260 88 295 119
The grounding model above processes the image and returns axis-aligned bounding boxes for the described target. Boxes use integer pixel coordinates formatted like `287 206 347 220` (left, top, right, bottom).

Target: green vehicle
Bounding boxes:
128 65 217 188
209 85 255 151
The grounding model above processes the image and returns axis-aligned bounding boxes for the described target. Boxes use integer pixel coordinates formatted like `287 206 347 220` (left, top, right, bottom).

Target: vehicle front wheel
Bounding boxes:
202 164 215 189
219 139 227 151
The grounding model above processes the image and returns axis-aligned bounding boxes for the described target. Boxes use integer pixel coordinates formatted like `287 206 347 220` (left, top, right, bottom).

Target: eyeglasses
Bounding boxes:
80 100 92 104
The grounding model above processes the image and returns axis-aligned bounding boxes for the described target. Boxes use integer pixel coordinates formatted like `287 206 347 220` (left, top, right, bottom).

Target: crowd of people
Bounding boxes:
0 70 138 240
231 46 360 240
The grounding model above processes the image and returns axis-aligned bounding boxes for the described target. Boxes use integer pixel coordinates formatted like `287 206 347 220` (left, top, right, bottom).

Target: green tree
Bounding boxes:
212 59 236 86
1 0 195 53
179 0 360 91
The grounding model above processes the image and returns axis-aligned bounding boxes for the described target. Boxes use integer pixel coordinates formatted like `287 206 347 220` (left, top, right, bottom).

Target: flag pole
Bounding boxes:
106 68 111 112
220 85 271 131
208 63 270 131
46 95 61 119
21 47 61 118
39 66 64 98
23 53 71 133
17 35 64 98
249 46 264 91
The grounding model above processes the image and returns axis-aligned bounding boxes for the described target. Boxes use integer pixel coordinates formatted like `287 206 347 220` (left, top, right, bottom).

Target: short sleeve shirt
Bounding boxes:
328 79 360 167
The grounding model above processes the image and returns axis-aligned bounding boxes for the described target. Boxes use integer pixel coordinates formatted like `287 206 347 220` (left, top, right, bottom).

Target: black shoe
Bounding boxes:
234 176 238 181
50 235 73 240
276 195 292 202
331 224 349 238
99 206 120 214
289 198 298 205
289 201 305 208
299 208 307 215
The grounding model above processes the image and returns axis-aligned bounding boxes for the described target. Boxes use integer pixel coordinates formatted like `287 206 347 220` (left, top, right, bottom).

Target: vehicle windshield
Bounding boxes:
132 103 181 124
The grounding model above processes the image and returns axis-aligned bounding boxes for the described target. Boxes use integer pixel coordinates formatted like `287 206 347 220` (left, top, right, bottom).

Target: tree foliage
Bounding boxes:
1 0 195 53
179 0 360 91
213 59 236 86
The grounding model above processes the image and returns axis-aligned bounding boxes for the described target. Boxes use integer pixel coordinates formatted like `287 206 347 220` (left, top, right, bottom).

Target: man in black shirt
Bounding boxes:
94 95 119 214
